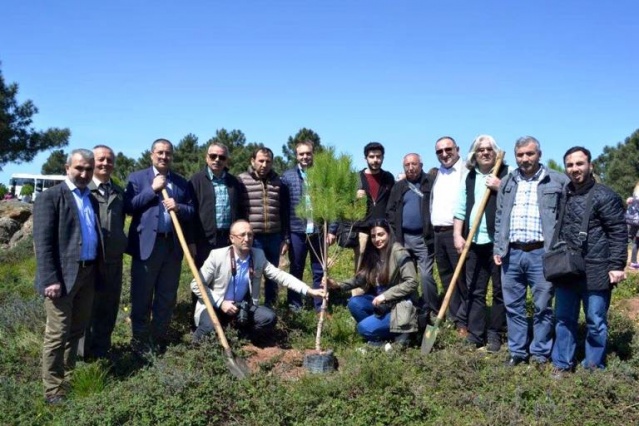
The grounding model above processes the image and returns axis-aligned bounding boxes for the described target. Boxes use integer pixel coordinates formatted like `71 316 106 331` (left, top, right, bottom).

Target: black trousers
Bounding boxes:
464 242 506 345
434 228 468 327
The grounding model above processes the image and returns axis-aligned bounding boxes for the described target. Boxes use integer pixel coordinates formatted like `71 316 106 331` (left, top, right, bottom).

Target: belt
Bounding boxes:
78 259 96 268
433 226 454 232
157 232 173 239
511 241 544 252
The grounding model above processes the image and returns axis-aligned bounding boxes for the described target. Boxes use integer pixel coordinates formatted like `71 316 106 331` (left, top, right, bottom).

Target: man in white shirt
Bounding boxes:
429 136 468 335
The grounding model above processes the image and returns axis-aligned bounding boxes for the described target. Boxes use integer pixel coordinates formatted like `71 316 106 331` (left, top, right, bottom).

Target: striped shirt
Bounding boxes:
509 166 546 243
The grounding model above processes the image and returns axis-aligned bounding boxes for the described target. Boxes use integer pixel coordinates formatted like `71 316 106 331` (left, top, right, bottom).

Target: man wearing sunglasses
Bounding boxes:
188 143 246 268
429 136 469 335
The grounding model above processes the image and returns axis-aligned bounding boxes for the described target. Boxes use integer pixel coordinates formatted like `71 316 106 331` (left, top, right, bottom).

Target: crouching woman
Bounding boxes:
326 220 419 345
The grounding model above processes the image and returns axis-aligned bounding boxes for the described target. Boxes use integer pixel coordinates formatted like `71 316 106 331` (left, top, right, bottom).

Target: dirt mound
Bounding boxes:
242 345 338 379
242 344 308 379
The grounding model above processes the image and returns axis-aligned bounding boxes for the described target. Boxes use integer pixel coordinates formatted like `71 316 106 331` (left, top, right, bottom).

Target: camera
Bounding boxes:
234 300 251 326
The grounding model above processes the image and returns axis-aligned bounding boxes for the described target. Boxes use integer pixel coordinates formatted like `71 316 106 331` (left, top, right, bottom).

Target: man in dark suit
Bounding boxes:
124 138 194 353
34 148 102 404
78 145 128 359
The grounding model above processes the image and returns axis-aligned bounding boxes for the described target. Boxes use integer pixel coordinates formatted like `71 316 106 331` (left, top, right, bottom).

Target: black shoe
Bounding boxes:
45 394 66 405
463 338 483 350
486 339 501 353
505 356 527 367
394 333 411 347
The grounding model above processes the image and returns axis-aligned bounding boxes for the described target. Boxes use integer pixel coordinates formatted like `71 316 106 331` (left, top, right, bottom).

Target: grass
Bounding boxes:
1 239 639 425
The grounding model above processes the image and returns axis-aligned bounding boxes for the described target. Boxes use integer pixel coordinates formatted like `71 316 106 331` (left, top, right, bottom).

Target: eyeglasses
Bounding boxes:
476 147 494 154
208 154 228 161
436 147 454 155
231 232 254 239
208 153 227 161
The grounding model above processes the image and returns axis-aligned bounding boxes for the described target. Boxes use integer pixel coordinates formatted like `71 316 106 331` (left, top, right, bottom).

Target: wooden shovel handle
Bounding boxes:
435 152 505 322
161 189 233 354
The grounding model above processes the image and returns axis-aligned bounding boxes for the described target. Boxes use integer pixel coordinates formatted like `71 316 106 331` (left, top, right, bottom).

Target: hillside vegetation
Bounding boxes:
1 237 639 425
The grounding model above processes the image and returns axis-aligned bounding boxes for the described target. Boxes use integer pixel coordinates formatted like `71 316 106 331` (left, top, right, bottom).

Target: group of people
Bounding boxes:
32 134 627 404
331 136 626 379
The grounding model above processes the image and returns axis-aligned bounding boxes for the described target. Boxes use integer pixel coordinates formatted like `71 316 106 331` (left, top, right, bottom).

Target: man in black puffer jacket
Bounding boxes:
551 146 627 376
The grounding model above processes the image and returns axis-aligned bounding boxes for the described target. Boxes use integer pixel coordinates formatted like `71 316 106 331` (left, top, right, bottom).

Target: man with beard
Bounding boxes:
353 142 395 272
494 136 568 367
281 140 336 312
550 146 626 376
125 138 194 354
34 149 101 404
238 147 289 307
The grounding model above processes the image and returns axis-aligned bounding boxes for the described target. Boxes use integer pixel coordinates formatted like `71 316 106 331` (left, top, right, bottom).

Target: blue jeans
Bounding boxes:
501 247 554 361
347 294 393 342
287 232 324 310
253 233 283 306
552 285 611 370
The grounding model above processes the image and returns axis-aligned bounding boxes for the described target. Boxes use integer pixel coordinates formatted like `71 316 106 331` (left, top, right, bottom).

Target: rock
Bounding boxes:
0 217 21 245
9 217 33 247
0 200 33 224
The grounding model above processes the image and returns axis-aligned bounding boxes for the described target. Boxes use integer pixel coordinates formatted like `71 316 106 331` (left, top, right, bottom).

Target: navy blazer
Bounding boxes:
124 167 194 261
33 182 103 296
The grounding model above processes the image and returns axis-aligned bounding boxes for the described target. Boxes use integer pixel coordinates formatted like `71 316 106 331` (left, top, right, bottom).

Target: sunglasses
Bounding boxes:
208 153 227 161
436 147 454 155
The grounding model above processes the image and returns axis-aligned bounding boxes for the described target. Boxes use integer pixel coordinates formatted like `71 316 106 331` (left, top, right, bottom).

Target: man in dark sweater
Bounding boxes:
354 142 395 273
386 153 436 318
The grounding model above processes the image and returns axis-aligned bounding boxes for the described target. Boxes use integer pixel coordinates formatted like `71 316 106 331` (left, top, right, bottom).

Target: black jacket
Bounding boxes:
386 171 433 245
557 178 626 291
462 164 509 240
188 167 245 246
358 168 395 230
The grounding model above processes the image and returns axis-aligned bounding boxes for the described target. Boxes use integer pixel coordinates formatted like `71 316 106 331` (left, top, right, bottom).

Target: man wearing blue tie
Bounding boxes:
124 138 194 353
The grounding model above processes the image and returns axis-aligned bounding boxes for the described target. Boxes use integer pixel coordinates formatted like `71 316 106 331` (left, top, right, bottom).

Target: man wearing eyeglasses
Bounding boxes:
238 147 290 308
429 136 469 335
189 143 245 268
191 220 324 344
124 138 194 354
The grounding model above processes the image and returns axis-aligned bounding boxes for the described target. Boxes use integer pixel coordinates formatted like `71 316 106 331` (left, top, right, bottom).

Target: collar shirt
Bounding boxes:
454 167 493 245
66 179 98 260
431 157 466 226
509 165 546 243
298 164 315 234
224 252 251 303
207 168 231 230
92 177 112 199
153 167 174 233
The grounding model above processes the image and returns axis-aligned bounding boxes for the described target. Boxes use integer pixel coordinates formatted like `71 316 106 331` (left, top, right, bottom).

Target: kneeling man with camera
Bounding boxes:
191 220 324 343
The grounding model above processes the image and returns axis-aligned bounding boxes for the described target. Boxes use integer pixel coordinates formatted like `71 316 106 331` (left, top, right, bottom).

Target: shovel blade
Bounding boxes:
224 354 251 379
420 324 440 355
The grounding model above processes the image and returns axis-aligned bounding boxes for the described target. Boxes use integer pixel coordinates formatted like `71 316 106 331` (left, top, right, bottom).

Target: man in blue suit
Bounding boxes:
124 138 194 353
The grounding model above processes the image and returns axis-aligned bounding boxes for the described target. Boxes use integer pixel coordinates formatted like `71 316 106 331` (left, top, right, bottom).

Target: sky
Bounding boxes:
1 0 638 184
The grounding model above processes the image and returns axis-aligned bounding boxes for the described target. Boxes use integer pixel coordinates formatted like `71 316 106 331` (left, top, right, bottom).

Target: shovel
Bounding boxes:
162 189 250 378
421 152 504 355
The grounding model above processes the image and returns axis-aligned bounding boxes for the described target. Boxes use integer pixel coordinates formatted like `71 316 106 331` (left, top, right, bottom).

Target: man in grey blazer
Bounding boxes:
34 149 102 404
78 145 128 359
191 220 324 344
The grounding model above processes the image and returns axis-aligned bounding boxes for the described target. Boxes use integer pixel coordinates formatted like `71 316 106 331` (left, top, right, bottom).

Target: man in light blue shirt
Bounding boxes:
453 135 508 352
34 148 101 404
